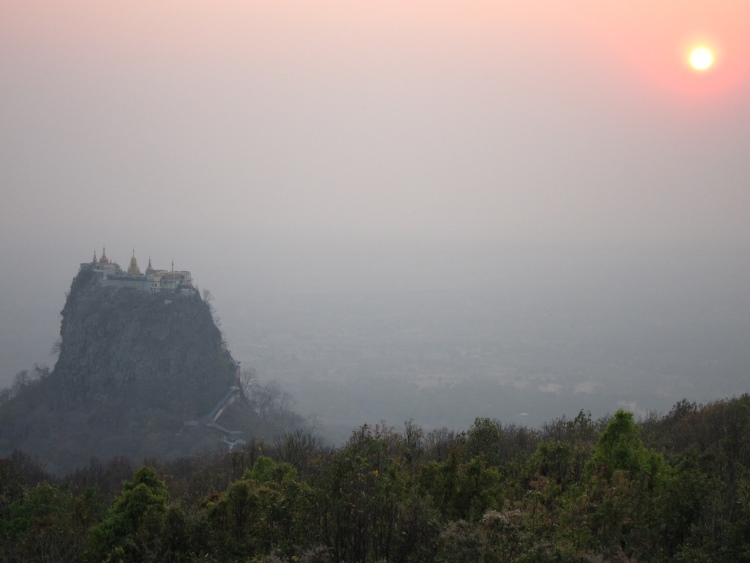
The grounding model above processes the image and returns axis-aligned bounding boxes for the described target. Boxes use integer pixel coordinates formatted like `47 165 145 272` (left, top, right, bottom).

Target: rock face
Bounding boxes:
53 267 237 411
0 267 251 474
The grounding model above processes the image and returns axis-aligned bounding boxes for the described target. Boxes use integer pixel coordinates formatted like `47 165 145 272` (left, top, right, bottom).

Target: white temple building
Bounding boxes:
81 247 195 295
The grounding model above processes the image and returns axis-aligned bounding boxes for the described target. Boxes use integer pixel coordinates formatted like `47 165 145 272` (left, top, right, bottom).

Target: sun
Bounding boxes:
689 47 714 71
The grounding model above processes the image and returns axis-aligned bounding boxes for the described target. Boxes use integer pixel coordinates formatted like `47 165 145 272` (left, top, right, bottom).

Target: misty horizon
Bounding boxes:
2 1 749 441
3 239 748 443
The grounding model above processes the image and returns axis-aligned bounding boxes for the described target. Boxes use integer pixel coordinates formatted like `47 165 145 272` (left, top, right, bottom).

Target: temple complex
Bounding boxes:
81 247 195 295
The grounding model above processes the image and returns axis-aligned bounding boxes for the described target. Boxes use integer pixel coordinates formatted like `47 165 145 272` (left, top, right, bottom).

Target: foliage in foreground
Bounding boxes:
1 394 750 562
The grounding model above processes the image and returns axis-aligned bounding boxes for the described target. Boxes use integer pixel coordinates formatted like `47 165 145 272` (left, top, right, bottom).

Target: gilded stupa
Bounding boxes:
127 249 141 276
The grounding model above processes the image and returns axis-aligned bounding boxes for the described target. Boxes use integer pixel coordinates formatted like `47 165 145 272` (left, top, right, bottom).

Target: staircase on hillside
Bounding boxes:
184 385 246 450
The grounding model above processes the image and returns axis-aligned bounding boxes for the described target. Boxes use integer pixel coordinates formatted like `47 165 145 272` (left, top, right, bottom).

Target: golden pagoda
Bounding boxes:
99 246 109 264
127 249 141 276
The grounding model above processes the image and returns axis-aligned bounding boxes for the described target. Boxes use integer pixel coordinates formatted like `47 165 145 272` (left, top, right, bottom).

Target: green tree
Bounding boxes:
465 417 504 466
87 466 170 562
577 410 668 559
585 410 664 485
206 455 319 560
2 483 100 563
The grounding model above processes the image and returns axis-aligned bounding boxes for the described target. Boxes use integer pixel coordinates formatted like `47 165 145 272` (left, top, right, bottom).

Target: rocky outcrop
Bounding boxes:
0 267 253 474
52 268 237 413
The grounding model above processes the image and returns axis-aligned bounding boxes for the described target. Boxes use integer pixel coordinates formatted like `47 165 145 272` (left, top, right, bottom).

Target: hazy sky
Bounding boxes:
2 1 750 384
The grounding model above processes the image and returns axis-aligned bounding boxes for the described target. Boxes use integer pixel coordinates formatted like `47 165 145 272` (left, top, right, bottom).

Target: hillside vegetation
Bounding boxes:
1 395 749 562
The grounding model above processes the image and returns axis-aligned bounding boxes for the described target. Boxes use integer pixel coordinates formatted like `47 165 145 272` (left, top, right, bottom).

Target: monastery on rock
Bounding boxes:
81 247 196 295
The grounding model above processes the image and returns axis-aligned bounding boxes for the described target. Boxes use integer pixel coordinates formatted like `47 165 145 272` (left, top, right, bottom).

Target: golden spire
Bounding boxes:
146 257 155 274
127 248 141 275
99 246 109 264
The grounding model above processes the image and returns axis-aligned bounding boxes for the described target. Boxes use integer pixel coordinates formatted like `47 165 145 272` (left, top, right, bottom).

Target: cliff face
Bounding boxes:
0 267 251 474
53 268 237 411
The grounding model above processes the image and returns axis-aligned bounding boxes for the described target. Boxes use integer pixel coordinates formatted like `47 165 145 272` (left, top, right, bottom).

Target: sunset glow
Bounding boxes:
690 47 714 71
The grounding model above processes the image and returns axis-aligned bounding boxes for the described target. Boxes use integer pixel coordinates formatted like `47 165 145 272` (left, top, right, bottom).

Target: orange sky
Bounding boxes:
2 0 750 246
4 1 749 114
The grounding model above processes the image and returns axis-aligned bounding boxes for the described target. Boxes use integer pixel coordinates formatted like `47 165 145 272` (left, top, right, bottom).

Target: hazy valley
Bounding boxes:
4 242 749 449
212 243 750 443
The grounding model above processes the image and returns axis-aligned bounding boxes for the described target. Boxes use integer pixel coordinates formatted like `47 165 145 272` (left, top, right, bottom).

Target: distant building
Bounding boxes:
80 247 196 296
